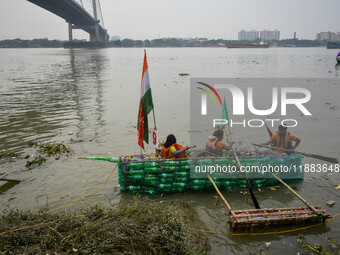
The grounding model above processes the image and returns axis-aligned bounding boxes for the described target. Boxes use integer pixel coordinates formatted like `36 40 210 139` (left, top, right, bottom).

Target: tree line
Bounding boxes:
0 38 326 48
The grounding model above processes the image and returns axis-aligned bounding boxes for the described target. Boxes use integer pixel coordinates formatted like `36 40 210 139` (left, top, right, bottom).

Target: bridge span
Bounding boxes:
27 0 109 47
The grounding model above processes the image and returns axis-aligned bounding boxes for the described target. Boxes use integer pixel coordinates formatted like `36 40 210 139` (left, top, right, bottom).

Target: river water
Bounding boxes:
0 47 339 254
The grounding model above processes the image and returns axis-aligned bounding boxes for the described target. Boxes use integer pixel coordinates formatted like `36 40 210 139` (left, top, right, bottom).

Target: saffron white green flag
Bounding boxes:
137 50 154 150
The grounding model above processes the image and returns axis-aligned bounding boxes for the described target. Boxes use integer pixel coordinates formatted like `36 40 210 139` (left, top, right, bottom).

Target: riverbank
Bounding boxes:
0 199 211 254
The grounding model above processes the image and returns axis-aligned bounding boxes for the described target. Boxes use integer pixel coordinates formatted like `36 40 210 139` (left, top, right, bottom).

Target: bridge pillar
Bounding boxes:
92 0 100 42
68 22 73 41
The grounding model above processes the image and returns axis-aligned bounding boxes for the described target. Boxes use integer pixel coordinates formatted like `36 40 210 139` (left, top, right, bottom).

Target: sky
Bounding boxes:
0 0 339 41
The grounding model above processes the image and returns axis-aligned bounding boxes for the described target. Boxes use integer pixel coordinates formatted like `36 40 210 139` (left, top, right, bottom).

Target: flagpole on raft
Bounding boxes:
152 109 157 130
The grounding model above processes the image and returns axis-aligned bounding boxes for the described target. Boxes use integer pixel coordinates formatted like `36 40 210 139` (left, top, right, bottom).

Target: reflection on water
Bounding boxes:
0 49 108 151
335 63 340 77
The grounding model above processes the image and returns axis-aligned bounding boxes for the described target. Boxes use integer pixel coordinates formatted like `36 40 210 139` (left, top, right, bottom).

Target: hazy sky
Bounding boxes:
0 0 339 41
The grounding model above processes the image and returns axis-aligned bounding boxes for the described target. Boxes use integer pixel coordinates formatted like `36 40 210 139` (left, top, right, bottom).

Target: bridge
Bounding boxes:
27 0 109 47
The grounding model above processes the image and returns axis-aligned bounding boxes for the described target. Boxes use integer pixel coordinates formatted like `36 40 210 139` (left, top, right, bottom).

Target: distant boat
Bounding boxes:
327 41 340 49
226 43 269 48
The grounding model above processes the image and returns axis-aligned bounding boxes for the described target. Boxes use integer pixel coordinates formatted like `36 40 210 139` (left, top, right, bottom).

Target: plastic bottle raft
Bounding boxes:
85 153 304 195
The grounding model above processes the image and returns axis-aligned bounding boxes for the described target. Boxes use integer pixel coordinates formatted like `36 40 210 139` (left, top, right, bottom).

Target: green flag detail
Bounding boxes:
219 97 229 129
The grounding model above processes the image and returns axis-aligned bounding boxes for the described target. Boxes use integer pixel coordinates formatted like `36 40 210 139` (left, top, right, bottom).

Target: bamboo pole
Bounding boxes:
252 143 338 164
0 178 21 182
207 174 236 217
224 125 260 209
270 172 320 215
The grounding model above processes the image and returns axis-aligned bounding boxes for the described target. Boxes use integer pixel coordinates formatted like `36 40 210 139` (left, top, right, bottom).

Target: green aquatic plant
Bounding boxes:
25 141 71 168
25 155 47 168
298 234 333 255
0 150 19 159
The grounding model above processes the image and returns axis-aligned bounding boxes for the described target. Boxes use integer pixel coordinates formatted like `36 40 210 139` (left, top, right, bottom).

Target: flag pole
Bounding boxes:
152 109 157 130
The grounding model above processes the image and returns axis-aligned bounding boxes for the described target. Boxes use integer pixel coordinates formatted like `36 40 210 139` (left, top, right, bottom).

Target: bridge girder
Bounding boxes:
27 0 108 42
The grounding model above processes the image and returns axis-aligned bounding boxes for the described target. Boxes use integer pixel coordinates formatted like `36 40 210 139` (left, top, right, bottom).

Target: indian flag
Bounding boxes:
137 50 154 150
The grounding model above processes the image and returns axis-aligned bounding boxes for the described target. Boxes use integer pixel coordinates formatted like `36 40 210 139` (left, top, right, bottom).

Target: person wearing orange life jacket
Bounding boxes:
160 134 189 159
205 129 234 157
261 125 301 153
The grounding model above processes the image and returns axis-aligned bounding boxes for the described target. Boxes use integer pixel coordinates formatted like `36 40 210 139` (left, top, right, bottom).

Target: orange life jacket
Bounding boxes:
205 135 223 157
160 143 188 159
272 132 293 150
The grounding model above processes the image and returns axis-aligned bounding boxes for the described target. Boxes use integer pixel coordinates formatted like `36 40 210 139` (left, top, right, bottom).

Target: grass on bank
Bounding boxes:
0 198 211 255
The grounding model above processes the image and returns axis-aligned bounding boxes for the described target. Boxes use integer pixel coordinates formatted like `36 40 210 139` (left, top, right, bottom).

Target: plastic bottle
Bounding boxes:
128 162 144 170
174 177 189 183
124 186 141 192
179 160 191 166
128 169 145 175
144 162 160 168
158 183 172 190
191 179 206 186
175 172 190 177
144 167 160 174
159 173 174 179
163 166 177 172
160 178 173 184
163 160 180 167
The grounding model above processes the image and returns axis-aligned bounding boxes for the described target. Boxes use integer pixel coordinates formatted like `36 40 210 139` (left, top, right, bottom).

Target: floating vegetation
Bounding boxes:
297 234 335 255
25 155 47 168
25 141 71 169
179 73 189 76
0 199 210 254
27 141 71 157
0 150 19 160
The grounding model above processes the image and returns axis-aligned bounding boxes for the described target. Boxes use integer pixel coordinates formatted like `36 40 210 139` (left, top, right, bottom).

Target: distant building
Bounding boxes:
260 29 280 41
316 31 340 41
238 30 259 41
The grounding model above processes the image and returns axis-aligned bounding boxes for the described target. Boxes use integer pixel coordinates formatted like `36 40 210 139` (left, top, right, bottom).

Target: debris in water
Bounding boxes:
330 105 336 111
326 200 335 207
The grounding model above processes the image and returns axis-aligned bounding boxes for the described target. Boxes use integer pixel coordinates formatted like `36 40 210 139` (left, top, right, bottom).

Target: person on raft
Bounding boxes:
261 125 301 153
160 134 189 159
205 129 234 157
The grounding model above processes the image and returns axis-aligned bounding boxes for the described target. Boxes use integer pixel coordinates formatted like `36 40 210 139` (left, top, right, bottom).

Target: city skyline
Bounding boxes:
0 0 339 41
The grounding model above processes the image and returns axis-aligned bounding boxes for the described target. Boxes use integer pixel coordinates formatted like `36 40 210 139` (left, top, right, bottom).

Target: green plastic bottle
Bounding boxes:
124 186 141 192
173 182 187 188
163 166 177 172
191 179 206 186
163 160 180 167
128 162 144 170
179 160 191 166
144 176 158 186
128 169 145 175
144 162 160 168
128 175 144 181
174 177 189 183
144 167 160 174
158 183 172 190
160 178 173 184
159 173 174 179
175 172 190 177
